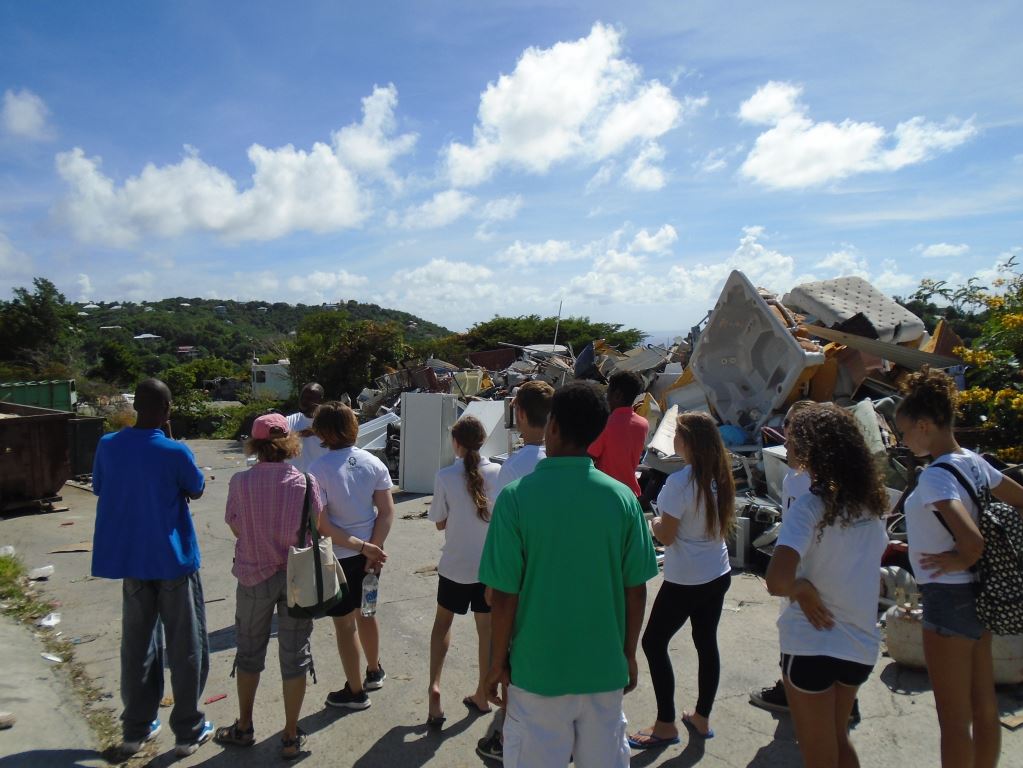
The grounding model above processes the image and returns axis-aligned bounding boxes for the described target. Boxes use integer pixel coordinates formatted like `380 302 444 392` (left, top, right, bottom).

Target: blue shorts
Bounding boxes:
920 582 985 641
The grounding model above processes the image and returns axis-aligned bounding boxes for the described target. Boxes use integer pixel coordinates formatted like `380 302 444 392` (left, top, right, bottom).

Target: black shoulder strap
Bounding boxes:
295 472 313 547
929 462 985 539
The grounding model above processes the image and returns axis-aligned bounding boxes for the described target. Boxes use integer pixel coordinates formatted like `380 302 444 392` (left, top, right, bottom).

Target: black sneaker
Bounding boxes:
749 680 788 713
364 665 386 691
325 683 371 710
476 732 503 762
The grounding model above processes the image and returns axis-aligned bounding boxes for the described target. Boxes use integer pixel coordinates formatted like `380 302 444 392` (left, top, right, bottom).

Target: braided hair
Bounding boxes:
452 416 489 521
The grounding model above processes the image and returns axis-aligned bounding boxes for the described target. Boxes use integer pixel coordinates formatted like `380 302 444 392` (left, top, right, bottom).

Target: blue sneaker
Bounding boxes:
175 720 214 757
117 719 161 757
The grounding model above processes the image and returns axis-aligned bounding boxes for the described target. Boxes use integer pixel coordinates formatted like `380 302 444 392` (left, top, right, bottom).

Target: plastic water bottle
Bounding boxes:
361 573 379 617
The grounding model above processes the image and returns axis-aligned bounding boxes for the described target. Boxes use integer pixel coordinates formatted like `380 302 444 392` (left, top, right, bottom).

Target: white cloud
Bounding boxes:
817 248 871 279
478 195 523 223
445 23 691 187
622 143 668 190
567 225 794 306
631 224 678 254
738 81 977 189
585 163 615 193
400 189 475 229
402 258 493 285
917 242 970 258
286 269 365 294
501 239 587 267
873 259 919 294
695 143 744 174
332 84 417 189
55 86 422 246
594 249 646 272
0 231 33 277
2 88 54 141
76 273 93 301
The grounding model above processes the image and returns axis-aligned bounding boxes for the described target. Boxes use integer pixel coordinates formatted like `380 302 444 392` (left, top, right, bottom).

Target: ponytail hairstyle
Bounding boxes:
895 365 958 429
675 412 736 538
451 416 489 521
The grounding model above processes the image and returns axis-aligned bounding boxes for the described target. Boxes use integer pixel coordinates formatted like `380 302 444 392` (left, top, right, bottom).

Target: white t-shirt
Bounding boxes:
781 468 812 513
286 412 330 474
906 449 1003 586
309 447 393 560
776 494 888 665
656 466 731 586
428 457 501 584
496 444 546 492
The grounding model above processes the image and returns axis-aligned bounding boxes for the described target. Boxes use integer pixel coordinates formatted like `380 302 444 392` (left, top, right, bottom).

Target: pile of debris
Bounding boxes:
354 270 972 561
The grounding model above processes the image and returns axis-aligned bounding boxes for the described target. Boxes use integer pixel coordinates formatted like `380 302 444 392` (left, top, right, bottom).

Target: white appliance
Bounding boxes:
398 393 462 493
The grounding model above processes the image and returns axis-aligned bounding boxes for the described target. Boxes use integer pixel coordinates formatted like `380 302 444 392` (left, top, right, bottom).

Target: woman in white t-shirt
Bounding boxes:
896 367 1023 768
628 412 735 749
425 416 500 728
766 404 888 768
309 402 395 712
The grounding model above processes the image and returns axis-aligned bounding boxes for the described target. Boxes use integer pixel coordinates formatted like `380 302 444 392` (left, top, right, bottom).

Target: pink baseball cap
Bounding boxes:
252 413 290 440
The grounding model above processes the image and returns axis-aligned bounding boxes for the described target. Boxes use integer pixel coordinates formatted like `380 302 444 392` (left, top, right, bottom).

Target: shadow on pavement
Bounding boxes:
629 736 706 767
350 713 478 767
0 748 104 768
879 660 931 695
745 718 801 767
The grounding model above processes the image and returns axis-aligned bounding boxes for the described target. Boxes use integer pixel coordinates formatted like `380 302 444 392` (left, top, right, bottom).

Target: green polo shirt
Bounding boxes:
479 455 658 697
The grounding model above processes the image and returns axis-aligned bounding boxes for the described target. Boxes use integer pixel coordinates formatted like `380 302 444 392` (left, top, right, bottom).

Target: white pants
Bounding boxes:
503 684 630 768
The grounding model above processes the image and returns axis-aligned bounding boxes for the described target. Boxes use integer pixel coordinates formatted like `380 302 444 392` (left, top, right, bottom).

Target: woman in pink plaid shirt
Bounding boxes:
216 413 376 759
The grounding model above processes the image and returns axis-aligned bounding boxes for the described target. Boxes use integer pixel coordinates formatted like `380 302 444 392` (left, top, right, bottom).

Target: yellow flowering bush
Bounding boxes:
942 255 1023 456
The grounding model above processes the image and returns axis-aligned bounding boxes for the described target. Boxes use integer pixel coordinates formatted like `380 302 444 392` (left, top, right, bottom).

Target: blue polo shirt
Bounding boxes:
91 428 206 580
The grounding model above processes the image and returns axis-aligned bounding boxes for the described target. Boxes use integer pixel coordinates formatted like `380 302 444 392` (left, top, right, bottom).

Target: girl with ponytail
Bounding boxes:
897 366 1023 767
426 416 501 727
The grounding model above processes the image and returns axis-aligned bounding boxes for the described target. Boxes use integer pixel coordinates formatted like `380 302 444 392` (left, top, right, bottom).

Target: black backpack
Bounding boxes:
932 462 1023 635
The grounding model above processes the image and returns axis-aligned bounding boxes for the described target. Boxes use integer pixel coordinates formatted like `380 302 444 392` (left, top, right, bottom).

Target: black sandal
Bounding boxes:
280 729 306 760
426 713 446 730
214 721 255 747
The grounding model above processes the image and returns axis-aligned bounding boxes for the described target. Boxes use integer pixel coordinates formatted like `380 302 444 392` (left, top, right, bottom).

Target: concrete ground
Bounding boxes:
1 438 1022 768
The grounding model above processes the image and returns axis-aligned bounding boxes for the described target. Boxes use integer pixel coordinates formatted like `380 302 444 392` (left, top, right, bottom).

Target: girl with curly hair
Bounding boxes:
766 404 889 767
628 411 735 749
897 367 1023 768
426 415 501 727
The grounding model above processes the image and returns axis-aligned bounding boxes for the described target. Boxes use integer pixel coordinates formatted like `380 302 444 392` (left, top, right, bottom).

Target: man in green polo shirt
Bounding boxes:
479 380 658 768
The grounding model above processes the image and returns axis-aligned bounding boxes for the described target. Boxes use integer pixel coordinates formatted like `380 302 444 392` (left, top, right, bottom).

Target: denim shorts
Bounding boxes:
920 582 985 640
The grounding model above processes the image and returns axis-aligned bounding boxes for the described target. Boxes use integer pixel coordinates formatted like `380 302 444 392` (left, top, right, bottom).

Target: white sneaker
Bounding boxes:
117 719 161 757
175 720 214 757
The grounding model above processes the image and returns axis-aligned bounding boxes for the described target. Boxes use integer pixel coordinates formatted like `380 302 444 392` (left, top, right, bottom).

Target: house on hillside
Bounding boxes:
176 346 200 360
251 360 291 399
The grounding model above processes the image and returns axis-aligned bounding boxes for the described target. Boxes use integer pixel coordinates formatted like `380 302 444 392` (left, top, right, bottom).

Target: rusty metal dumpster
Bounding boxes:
0 402 74 509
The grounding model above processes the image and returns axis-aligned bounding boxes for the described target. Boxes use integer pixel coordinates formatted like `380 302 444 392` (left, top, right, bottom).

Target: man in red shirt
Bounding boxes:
589 371 648 496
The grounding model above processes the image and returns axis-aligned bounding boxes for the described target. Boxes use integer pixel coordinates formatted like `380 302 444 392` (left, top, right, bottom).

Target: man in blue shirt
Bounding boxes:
92 379 214 759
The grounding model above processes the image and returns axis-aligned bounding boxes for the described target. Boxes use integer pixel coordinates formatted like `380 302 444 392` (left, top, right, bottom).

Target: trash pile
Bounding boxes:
356 270 981 565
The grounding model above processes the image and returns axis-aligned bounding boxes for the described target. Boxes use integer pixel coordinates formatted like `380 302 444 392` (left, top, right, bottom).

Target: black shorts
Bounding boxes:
782 654 873 694
326 554 374 618
437 575 490 615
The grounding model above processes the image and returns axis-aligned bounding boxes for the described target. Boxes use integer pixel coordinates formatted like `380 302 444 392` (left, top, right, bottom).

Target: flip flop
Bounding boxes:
463 696 492 715
682 715 714 739
426 713 446 730
627 730 680 749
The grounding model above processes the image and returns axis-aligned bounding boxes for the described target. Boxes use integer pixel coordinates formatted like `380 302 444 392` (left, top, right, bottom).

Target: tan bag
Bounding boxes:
286 474 347 618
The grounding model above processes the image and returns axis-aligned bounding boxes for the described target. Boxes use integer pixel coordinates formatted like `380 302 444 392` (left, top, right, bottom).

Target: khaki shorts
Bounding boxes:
234 571 313 680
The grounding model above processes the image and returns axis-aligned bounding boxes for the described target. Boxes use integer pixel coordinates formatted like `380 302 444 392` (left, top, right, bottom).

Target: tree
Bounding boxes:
462 315 645 355
160 357 247 399
289 312 411 399
0 277 77 365
89 341 142 386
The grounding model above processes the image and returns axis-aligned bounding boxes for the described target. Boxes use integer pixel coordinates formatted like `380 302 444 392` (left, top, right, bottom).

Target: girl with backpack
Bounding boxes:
628 411 735 749
765 404 889 768
896 367 1023 768
426 416 501 728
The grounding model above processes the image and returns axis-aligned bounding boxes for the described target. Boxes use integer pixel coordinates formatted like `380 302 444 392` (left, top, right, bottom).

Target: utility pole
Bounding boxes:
552 299 563 349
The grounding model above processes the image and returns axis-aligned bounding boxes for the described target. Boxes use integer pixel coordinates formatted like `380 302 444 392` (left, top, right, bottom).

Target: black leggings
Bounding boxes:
642 572 731 722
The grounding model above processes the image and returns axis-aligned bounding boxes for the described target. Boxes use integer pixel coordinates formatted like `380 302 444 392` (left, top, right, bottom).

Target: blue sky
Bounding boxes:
0 1 1020 337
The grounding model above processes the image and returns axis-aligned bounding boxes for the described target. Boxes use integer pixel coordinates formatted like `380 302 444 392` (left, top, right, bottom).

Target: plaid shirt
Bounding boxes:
225 461 323 587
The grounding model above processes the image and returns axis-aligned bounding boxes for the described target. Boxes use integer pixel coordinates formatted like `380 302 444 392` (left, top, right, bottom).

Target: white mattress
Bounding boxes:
782 276 925 343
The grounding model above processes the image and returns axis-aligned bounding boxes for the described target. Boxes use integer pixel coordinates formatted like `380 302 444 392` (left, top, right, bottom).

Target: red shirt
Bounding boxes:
589 407 648 496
